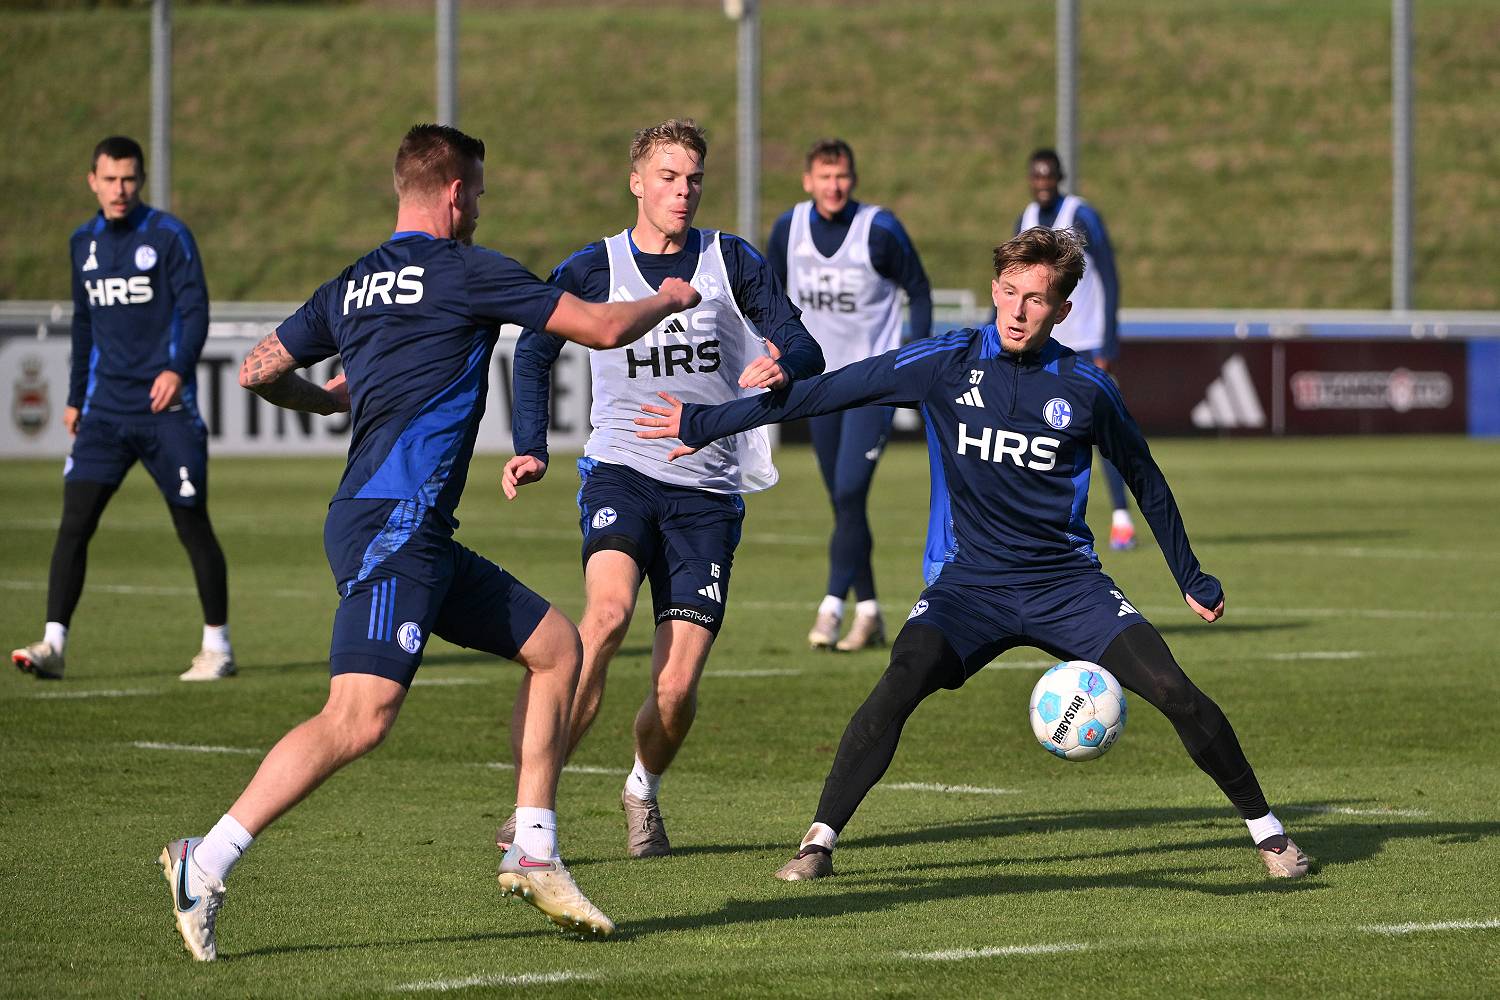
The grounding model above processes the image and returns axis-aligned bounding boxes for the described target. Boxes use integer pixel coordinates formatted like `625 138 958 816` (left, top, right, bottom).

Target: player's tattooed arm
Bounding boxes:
239 333 349 415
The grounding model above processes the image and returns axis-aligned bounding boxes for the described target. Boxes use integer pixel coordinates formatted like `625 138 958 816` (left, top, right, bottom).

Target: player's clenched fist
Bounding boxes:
657 276 701 311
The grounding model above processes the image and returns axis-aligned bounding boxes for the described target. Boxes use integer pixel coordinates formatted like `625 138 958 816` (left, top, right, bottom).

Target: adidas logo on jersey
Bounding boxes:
662 318 687 336
955 387 985 408
696 581 723 603
81 241 99 272
1192 354 1265 429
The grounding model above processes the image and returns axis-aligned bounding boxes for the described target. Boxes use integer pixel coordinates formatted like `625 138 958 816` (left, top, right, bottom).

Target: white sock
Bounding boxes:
44 622 67 653
625 756 662 802
202 624 232 654
800 822 838 852
1112 508 1133 528
855 599 880 619
513 806 559 860
192 813 254 885
1246 811 1285 845
818 595 844 619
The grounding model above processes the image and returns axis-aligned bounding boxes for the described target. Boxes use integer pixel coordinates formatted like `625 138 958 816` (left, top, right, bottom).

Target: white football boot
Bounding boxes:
12 640 65 680
807 610 841 650
160 837 226 961
180 649 236 681
497 846 615 937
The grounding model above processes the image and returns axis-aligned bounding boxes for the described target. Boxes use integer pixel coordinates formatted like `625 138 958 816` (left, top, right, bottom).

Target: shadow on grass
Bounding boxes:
605 801 1499 938
1197 529 1408 546
243 644 657 676
1153 621 1307 636
228 927 554 960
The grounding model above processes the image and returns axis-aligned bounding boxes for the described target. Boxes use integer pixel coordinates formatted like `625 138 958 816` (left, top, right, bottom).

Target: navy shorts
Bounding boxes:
323 499 551 687
65 410 209 507
900 570 1148 684
576 459 744 635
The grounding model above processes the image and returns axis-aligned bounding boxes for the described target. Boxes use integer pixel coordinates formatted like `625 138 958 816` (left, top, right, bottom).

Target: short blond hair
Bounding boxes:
993 226 1087 299
630 119 708 168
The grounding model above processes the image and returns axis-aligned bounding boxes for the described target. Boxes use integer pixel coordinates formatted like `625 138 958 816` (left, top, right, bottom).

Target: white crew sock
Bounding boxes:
800 822 838 852
854 599 880 619
1112 508 1133 528
512 806 559 860
818 595 844 619
192 813 255 886
1246 811 1285 845
202 624 232 654
44 622 67 653
625 756 662 802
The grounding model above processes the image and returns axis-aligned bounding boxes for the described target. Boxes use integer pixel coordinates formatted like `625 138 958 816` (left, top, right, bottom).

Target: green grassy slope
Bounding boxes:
1 0 1496 308
1 437 1498 996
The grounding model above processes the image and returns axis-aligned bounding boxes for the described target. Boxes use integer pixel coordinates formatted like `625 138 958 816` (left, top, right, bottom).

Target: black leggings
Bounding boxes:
47 480 228 627
811 622 1270 834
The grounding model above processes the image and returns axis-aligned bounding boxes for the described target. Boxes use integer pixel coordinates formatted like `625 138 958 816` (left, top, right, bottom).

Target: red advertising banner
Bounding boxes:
1114 340 1468 435
1280 341 1466 434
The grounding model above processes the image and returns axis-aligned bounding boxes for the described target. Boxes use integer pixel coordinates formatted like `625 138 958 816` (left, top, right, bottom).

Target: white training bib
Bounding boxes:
785 201 904 373
585 228 778 494
1021 194 1107 353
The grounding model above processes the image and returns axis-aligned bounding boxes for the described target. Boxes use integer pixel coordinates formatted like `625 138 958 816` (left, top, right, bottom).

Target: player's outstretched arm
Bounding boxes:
544 277 700 350
1185 592 1225 623
636 392 697 462
239 332 349 415
501 454 548 500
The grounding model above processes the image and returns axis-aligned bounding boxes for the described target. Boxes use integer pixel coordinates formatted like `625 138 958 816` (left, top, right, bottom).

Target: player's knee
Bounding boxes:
582 599 632 646
653 671 699 725
322 703 396 759
169 502 220 551
830 482 872 519
58 484 112 540
517 608 582 681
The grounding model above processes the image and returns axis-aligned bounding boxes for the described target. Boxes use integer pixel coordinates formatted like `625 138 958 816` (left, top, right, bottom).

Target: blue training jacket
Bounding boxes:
679 326 1220 605
69 202 209 418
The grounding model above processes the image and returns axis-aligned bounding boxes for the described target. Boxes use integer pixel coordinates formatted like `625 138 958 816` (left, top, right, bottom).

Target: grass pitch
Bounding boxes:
2 436 1498 997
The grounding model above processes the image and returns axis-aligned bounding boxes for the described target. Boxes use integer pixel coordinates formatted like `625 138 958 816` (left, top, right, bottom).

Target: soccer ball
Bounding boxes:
1028 661 1127 761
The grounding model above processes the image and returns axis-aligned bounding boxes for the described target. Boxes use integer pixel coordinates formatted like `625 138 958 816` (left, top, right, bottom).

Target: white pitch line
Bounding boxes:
131 740 262 756
1360 918 1500 935
708 669 803 677
411 677 491 686
884 782 1021 796
482 762 627 776
393 970 599 992
1266 651 1367 661
1287 804 1431 818
1243 543 1500 563
899 942 1090 961
984 659 1057 671
0 579 321 600
31 687 158 700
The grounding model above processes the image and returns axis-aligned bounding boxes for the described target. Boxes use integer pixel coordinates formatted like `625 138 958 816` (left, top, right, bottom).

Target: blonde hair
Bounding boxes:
630 119 708 167
993 226 1087 299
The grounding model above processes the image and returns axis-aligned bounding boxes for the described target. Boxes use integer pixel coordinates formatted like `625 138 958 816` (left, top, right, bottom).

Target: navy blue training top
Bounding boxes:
69 202 209 418
276 233 562 531
680 326 1221 606
766 199 933 340
511 229 823 465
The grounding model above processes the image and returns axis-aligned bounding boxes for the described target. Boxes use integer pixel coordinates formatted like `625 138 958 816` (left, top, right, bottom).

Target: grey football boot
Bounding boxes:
1257 835 1310 878
622 791 671 858
496 812 517 852
774 845 834 881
